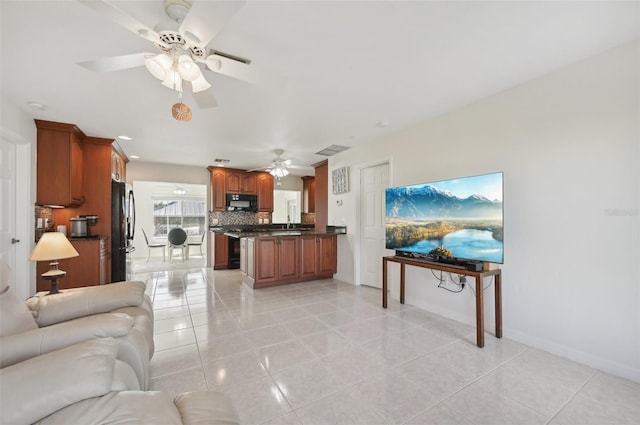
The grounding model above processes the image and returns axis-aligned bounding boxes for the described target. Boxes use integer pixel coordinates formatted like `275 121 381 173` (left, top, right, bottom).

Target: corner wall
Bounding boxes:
329 41 640 382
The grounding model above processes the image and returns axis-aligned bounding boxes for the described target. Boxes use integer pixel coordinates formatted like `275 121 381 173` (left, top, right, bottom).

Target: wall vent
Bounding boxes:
213 158 231 164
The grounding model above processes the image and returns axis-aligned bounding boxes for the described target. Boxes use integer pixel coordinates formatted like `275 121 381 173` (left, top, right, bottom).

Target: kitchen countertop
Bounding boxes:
210 225 347 239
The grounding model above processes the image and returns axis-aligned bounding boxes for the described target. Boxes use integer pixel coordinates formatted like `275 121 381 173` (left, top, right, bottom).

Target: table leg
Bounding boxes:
400 263 405 304
495 272 502 339
476 276 484 348
382 258 388 308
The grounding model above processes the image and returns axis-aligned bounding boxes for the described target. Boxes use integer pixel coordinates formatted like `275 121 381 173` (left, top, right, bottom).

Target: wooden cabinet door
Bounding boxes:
240 238 246 274
255 237 278 284
226 172 242 193
257 173 274 212
278 237 299 280
317 235 337 275
302 176 315 213
69 132 84 205
241 173 257 194
210 168 226 211
213 233 229 269
299 235 318 278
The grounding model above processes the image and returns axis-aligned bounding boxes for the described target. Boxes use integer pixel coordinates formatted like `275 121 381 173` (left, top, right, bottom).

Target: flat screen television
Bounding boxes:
385 172 503 263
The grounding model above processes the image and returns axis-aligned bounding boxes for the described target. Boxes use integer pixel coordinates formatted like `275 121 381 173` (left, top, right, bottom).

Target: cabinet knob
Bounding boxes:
11 238 20 244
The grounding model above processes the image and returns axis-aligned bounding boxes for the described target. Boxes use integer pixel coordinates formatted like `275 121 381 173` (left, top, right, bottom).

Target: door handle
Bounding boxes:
11 238 20 244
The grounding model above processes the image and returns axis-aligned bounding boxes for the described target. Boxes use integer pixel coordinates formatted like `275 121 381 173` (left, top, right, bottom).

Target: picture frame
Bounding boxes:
332 166 349 194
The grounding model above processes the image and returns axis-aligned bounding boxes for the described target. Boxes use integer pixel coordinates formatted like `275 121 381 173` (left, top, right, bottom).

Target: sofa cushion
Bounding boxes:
174 391 240 425
0 285 38 337
0 338 118 425
35 391 185 425
26 281 146 327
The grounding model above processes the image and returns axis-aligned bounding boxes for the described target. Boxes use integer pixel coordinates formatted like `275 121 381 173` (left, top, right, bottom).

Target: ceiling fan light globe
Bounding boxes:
177 54 201 81
145 53 172 80
191 74 211 93
162 69 183 92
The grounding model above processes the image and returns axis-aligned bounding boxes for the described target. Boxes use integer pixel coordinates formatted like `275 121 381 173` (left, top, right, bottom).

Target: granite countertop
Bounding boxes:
210 225 347 238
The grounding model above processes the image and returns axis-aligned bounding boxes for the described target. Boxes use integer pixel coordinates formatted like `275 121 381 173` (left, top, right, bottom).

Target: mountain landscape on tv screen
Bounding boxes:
386 184 502 220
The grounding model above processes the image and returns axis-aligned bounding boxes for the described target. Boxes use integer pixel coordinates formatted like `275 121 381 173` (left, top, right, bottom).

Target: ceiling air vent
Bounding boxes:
213 158 230 164
315 144 350 156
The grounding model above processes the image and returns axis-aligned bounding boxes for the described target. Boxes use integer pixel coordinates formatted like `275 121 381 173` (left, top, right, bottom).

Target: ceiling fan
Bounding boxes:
248 149 314 178
77 0 257 112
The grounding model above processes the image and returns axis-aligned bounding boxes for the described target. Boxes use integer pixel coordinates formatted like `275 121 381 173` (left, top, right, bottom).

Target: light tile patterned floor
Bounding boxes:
134 264 640 425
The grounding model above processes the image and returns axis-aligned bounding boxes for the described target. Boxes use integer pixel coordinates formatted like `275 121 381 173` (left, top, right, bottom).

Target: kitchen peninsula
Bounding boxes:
211 225 346 289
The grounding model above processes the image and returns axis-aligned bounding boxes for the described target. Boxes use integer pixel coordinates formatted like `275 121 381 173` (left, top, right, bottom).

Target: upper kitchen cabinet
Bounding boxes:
208 166 227 211
302 176 316 213
35 120 86 207
257 172 274 212
226 170 257 194
111 142 128 182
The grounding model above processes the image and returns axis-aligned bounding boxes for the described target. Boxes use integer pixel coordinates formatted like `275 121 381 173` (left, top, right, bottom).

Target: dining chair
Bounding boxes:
187 232 206 258
167 228 188 263
141 228 166 262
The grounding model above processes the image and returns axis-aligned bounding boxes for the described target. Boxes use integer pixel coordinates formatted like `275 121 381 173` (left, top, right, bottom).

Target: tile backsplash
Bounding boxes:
209 211 271 226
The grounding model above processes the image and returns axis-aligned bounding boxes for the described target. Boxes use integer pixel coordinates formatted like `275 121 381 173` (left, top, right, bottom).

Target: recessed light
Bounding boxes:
129 155 140 159
27 101 47 111
117 135 133 141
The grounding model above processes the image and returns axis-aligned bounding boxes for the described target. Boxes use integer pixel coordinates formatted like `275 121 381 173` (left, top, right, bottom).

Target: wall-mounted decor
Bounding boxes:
332 166 349 194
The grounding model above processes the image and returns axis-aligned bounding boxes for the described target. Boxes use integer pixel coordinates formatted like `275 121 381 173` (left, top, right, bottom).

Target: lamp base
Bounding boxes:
41 268 66 295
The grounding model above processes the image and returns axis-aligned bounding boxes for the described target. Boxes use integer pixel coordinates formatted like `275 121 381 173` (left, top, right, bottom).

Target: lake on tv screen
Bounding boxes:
404 229 503 263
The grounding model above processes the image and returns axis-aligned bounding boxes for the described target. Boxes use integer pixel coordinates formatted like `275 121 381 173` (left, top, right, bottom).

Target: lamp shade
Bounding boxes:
144 53 172 81
29 232 79 262
269 165 289 178
190 74 211 93
177 54 201 82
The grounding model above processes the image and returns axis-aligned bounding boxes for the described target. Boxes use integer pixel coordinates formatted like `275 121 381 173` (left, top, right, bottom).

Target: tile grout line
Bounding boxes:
543 368 599 425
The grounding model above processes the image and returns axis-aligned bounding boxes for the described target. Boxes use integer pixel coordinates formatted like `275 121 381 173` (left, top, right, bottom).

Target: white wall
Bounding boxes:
329 41 640 382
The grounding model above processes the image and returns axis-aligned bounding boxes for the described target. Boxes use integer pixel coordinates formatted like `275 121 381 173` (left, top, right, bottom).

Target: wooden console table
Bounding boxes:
382 256 502 348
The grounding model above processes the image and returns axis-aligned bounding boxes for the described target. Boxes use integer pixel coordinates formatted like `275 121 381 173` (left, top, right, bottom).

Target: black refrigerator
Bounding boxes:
111 180 135 282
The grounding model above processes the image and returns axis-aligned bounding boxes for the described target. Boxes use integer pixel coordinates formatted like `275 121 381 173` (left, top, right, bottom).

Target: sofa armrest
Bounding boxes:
26 281 146 327
0 313 133 368
0 338 118 425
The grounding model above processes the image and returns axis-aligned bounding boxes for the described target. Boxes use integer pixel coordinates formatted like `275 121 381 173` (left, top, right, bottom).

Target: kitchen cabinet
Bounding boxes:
212 232 229 270
208 167 227 211
111 145 127 182
243 233 336 288
302 176 315 213
299 234 337 278
36 237 107 292
226 171 257 194
253 236 298 285
35 120 86 207
257 173 274 212
313 160 328 231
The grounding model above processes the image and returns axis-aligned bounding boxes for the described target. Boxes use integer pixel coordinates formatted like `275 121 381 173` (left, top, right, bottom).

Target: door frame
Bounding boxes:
355 158 392 286
1 127 33 299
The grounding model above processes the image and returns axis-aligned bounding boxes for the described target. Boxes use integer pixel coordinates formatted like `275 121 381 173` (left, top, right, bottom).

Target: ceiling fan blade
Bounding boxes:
247 166 269 173
191 89 218 109
287 164 314 171
77 52 149 73
204 52 259 84
179 0 246 48
77 0 162 45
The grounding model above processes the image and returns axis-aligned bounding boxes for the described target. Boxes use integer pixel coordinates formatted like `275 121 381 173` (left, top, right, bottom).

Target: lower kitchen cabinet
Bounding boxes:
243 234 336 289
211 232 229 270
36 237 108 292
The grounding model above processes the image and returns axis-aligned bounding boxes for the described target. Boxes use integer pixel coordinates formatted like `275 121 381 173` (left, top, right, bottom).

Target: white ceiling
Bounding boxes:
1 1 638 174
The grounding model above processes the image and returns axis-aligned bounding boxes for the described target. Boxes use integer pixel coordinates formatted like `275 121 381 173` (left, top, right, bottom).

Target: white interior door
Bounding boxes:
359 162 389 288
0 138 18 291
0 132 31 299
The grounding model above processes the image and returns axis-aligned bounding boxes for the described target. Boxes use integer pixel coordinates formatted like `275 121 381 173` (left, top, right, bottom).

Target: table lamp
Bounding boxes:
29 232 79 294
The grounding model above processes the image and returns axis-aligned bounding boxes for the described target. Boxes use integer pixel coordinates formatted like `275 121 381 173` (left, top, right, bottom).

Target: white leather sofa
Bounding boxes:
1 280 154 390
1 338 239 425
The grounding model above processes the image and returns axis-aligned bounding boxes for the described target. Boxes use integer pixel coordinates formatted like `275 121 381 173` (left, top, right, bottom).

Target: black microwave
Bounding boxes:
226 194 258 212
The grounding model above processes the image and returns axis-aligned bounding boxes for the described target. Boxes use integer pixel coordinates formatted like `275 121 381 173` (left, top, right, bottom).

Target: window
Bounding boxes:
153 199 206 237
